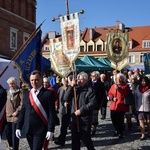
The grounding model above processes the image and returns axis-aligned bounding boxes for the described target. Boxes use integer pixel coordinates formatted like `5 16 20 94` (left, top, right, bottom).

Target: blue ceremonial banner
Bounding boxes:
15 29 42 85
144 53 150 74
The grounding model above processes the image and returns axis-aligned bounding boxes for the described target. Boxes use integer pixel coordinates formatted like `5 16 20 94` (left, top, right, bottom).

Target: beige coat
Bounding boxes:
6 88 23 123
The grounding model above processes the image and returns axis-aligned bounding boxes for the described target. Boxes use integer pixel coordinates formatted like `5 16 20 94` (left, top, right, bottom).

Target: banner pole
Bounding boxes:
72 62 80 132
115 62 118 97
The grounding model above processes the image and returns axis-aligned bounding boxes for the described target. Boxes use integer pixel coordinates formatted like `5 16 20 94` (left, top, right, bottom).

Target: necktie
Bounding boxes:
34 89 37 94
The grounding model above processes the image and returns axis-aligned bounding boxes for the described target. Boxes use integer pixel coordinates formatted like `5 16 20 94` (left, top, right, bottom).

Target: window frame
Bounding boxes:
10 27 18 50
80 45 84 52
139 54 144 63
143 40 150 48
44 45 50 51
97 44 102 51
129 55 135 63
23 32 30 43
88 45 93 52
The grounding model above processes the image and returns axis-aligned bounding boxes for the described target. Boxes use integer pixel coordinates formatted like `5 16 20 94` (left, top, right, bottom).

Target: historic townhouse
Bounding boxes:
42 23 150 68
0 0 36 59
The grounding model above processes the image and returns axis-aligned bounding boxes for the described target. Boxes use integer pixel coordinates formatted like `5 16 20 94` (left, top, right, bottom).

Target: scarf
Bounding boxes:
139 85 149 93
92 80 97 86
9 89 17 100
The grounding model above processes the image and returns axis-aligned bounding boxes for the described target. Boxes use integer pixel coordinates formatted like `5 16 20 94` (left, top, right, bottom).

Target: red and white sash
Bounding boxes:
0 105 6 135
29 89 48 126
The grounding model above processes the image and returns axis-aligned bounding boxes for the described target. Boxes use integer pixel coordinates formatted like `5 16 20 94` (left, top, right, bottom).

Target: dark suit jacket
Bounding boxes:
88 79 105 109
17 87 55 134
0 84 7 134
0 84 7 112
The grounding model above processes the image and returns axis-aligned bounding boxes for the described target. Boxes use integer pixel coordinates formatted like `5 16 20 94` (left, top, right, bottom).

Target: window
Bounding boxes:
80 46 84 52
10 27 18 50
129 55 135 63
45 46 49 51
140 55 144 63
97 45 102 51
23 32 30 43
88 45 93 51
143 41 150 48
128 41 132 49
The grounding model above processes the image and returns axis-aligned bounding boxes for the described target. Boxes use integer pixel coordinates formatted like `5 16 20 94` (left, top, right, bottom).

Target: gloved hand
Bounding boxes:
46 131 54 140
15 129 21 139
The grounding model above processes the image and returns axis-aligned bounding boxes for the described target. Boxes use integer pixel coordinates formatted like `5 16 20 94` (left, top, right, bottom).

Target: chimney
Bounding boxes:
119 23 125 30
48 31 57 39
89 28 94 40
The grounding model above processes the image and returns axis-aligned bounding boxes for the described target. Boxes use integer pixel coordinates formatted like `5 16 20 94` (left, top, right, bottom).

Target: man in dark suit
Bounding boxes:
15 70 56 150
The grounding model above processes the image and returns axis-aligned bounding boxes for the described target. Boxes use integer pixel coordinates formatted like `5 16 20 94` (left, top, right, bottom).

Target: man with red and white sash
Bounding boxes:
16 70 56 150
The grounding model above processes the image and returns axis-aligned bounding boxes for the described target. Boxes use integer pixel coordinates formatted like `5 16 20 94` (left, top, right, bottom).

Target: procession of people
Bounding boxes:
0 67 150 150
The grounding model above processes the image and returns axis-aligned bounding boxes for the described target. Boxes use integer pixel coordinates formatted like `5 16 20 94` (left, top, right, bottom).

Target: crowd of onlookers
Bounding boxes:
0 68 150 150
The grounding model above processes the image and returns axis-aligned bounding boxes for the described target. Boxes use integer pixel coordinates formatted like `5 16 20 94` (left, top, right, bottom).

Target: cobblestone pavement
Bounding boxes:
1 104 150 150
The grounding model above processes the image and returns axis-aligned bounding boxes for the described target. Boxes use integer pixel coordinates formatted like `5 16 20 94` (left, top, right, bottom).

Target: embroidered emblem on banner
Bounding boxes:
106 29 129 63
60 12 80 63
50 38 72 77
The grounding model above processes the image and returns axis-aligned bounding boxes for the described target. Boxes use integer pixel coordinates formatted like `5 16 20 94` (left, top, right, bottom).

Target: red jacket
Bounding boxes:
108 83 129 112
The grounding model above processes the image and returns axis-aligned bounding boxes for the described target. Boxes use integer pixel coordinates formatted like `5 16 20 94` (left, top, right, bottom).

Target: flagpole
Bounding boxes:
0 20 45 78
51 0 84 133
72 62 80 132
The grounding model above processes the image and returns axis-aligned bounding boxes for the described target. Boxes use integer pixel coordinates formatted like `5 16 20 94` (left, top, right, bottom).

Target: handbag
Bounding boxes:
124 90 135 106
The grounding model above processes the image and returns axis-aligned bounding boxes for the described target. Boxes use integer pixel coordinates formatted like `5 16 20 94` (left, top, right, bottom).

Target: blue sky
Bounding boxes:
36 0 150 37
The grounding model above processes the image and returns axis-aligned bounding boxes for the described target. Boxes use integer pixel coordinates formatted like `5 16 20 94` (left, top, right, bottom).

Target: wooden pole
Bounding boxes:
72 62 80 132
0 20 45 78
115 62 118 97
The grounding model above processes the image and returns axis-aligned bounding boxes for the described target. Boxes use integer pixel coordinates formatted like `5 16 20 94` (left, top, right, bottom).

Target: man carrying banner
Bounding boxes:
64 71 97 150
15 70 56 150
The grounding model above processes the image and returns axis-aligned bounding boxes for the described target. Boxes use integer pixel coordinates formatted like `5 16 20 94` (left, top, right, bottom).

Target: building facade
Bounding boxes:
42 23 150 68
0 0 36 59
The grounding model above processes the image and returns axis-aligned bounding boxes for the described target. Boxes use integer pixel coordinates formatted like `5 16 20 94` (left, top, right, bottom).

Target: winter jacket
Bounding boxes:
108 83 130 112
64 85 97 125
6 88 23 123
135 85 150 112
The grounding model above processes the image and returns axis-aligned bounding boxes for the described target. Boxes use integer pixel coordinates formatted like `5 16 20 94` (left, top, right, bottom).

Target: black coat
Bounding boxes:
61 85 73 115
0 84 7 134
0 84 7 112
88 79 105 109
64 85 97 125
16 87 56 134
